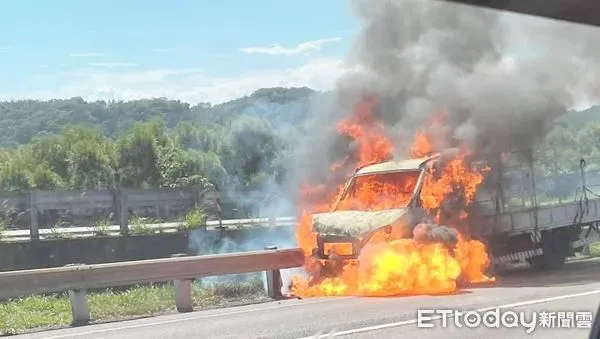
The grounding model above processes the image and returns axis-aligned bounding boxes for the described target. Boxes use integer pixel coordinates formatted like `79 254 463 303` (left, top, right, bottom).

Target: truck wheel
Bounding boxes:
490 262 510 276
540 248 567 270
527 252 566 270
526 256 546 270
527 229 569 271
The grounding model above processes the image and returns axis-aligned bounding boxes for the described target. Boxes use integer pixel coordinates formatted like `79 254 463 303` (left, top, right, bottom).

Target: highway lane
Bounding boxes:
12 257 600 339
353 292 600 338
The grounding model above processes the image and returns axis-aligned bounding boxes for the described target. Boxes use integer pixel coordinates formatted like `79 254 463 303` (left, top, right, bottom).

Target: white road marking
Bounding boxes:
37 297 353 339
295 289 600 338
18 288 600 338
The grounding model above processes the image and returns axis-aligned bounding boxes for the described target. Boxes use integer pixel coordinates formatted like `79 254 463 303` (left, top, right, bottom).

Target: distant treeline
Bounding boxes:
0 88 597 205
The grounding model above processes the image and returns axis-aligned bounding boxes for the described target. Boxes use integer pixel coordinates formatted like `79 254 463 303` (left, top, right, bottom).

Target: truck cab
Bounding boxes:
311 154 442 261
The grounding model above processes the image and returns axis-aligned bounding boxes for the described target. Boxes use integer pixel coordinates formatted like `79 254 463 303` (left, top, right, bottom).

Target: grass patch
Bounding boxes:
91 219 111 236
129 216 156 235
177 208 208 232
0 277 267 336
588 241 600 257
46 221 73 240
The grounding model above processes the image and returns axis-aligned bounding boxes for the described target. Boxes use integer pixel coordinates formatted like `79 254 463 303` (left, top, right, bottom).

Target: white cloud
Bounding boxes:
70 52 105 57
239 37 343 56
88 62 138 68
2 57 349 105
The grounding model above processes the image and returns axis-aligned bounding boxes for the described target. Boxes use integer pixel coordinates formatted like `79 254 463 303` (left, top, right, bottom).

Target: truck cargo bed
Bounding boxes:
470 145 600 267
481 197 600 236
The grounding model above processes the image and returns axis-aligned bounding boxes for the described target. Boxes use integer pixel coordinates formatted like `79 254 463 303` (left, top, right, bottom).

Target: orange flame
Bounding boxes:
290 98 495 298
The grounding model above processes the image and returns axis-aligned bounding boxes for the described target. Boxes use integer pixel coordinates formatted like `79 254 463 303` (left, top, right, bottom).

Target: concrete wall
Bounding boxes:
187 226 296 256
0 225 297 272
0 233 189 272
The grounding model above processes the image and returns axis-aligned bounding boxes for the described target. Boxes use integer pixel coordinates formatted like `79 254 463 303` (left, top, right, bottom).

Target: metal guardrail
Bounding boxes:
0 247 306 325
0 186 283 240
2 220 599 328
1 216 298 241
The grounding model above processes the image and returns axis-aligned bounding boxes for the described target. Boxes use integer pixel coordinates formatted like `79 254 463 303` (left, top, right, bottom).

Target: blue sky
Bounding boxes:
1 1 594 109
0 0 359 104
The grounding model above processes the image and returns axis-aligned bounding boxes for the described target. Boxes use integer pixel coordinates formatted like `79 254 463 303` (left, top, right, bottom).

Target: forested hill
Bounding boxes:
0 86 596 204
0 86 597 148
557 106 600 129
0 87 329 202
0 86 320 148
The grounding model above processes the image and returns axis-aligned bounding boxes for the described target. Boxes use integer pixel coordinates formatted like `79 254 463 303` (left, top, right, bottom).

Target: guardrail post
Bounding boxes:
28 189 39 241
64 264 91 326
263 246 283 299
171 253 194 313
119 188 129 236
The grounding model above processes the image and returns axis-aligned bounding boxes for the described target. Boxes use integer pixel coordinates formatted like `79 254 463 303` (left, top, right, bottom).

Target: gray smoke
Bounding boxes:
412 222 458 247
293 0 600 191
187 226 297 288
187 226 303 295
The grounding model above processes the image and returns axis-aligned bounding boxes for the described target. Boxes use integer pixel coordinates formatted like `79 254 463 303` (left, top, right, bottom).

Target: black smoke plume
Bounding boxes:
292 0 600 194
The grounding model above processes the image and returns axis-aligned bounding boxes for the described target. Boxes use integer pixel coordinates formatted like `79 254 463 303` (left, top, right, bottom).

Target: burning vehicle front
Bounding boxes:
310 154 443 275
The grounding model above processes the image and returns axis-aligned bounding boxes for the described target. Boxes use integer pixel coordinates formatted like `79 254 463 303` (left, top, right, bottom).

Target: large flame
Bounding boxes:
290 97 495 298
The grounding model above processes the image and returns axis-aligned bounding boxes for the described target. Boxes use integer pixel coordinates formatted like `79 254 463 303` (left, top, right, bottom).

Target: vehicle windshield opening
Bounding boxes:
336 170 421 212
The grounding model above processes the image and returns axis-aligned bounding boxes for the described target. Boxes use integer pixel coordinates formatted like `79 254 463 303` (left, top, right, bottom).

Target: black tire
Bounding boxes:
527 253 566 270
527 229 570 271
526 256 547 270
490 262 511 276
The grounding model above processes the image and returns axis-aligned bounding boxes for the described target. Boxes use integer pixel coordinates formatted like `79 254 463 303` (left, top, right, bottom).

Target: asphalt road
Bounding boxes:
13 257 600 339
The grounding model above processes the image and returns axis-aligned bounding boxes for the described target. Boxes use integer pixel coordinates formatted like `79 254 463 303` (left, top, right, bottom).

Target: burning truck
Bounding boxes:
310 153 458 276
289 104 600 298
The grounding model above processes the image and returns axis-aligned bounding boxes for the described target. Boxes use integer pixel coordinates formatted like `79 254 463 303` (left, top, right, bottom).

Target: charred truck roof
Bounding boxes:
353 156 436 176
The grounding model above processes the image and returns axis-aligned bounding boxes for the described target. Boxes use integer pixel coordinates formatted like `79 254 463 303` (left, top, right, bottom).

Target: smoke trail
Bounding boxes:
188 225 297 288
188 102 307 293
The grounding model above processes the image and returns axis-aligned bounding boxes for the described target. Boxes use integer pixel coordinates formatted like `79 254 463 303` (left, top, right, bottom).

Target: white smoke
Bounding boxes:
188 226 297 289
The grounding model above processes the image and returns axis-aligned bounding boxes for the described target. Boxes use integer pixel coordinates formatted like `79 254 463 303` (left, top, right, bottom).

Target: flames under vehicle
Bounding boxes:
311 147 600 275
